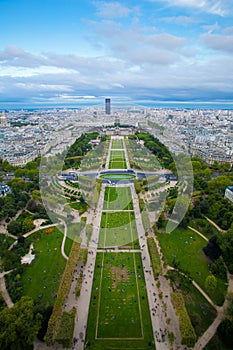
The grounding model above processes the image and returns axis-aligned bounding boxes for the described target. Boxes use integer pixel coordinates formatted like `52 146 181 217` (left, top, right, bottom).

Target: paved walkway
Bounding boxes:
0 270 14 308
72 184 106 350
131 183 180 349
59 219 68 260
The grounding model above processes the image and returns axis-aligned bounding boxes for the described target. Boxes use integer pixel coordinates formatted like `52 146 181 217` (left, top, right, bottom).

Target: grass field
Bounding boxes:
21 226 67 307
112 139 124 149
85 252 155 349
109 150 126 169
156 228 227 305
103 187 133 210
100 173 135 181
98 211 139 248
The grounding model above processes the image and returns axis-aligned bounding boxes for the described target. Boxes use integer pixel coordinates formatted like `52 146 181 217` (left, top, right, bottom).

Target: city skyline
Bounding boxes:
0 0 233 107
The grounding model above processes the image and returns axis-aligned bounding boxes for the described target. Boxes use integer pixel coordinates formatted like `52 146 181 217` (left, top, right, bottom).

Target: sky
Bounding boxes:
0 0 233 107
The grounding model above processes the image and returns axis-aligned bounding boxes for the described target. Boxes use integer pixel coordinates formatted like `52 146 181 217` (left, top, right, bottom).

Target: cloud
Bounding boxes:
94 1 134 19
86 20 186 66
201 32 233 53
202 22 220 33
150 0 230 16
223 26 233 34
0 45 46 67
160 15 199 26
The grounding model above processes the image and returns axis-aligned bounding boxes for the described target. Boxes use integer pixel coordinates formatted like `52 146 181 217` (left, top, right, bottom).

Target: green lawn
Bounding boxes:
100 173 135 181
156 228 227 305
110 150 125 161
112 139 124 149
21 226 67 307
103 187 133 210
109 150 126 169
85 252 155 349
109 160 127 169
98 211 139 248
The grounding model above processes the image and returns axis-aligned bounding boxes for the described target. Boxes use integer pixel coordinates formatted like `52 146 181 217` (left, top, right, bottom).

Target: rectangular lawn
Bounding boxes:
109 150 126 169
111 139 124 149
103 186 133 211
98 211 139 248
85 252 155 349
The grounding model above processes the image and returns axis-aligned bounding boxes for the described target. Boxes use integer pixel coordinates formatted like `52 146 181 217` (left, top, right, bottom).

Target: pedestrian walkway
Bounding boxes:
0 270 14 308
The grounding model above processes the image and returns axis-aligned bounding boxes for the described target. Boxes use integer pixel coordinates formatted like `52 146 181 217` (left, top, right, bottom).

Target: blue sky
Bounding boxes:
0 0 233 106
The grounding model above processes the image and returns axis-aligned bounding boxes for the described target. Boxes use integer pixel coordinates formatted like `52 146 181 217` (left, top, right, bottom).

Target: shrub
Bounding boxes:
147 237 162 278
55 308 76 348
171 292 196 347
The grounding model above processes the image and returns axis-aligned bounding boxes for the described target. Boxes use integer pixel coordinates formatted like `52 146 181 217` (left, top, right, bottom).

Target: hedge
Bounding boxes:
55 308 76 348
147 237 162 278
171 292 196 347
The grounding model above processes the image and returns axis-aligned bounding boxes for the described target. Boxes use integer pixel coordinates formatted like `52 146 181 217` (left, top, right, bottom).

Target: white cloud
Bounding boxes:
0 66 76 77
94 1 134 19
152 0 230 16
201 33 233 53
202 22 219 33
15 83 72 92
160 15 199 26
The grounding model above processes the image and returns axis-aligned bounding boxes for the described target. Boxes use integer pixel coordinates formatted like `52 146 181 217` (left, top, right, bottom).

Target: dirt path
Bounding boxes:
204 216 227 233
188 226 208 242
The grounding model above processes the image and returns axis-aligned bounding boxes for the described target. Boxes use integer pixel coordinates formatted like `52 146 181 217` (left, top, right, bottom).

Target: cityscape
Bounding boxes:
0 99 233 350
0 1 233 350
0 101 232 167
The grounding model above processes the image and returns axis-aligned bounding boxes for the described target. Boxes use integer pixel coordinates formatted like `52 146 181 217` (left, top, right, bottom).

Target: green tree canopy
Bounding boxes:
0 296 42 350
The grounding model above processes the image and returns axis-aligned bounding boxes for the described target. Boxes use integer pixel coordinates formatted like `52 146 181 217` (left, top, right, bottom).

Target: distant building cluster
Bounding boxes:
0 101 232 167
144 108 233 164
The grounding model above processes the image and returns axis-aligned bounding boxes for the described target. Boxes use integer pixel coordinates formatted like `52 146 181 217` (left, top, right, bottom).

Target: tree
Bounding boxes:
7 220 22 236
217 293 233 346
205 275 217 291
0 296 42 349
218 231 233 273
203 235 221 261
207 175 232 195
22 218 35 234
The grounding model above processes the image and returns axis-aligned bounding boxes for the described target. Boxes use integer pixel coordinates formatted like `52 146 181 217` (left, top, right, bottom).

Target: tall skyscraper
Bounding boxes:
105 98 111 115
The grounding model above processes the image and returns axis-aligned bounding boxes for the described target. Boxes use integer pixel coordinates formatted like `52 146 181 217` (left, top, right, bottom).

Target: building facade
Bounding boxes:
105 98 111 115
225 186 233 203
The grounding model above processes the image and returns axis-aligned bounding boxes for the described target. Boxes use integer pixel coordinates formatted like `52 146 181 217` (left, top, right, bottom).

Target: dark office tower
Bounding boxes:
105 98 111 114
